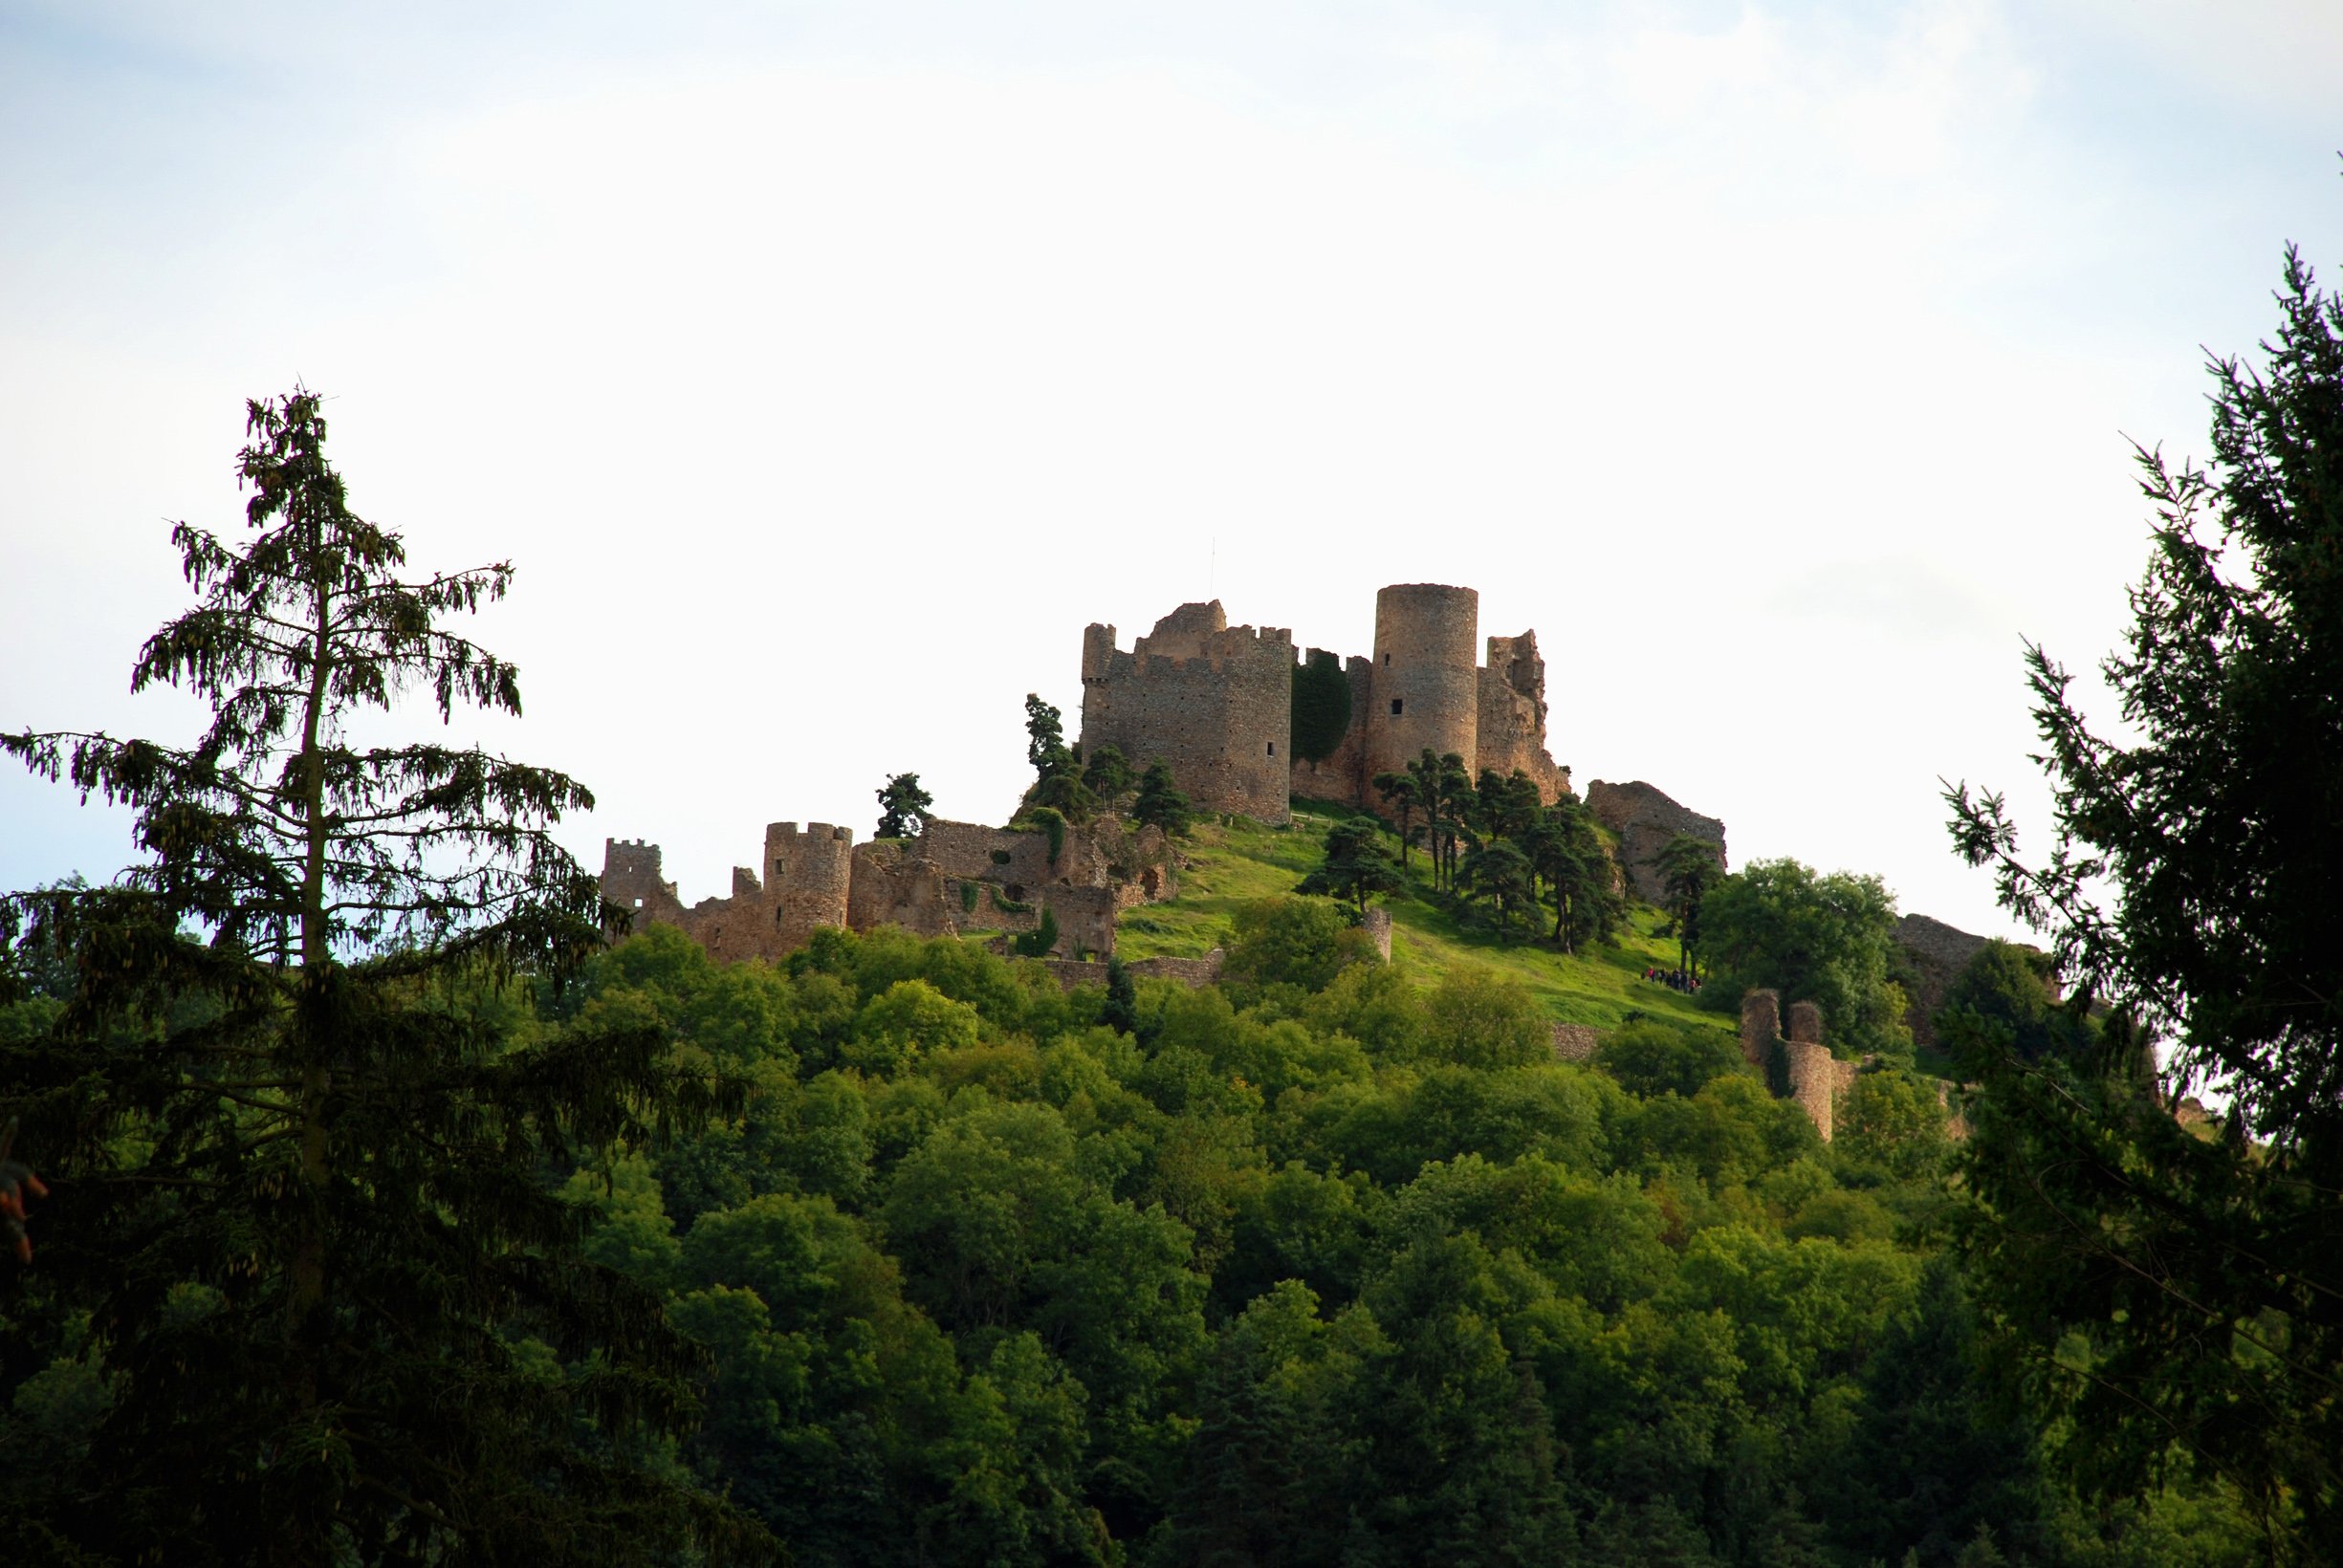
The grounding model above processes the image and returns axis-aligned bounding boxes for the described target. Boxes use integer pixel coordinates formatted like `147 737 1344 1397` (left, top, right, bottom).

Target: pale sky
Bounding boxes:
5 1 2340 943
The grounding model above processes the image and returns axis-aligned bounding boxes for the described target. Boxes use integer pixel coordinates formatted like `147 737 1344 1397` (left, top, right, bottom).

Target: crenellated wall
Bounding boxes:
1080 600 1295 824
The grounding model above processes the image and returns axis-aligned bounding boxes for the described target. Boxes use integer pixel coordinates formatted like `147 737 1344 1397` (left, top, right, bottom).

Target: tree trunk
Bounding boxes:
292 552 334 1410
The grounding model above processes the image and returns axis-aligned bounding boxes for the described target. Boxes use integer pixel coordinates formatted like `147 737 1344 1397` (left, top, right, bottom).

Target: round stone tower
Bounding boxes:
765 821 855 950
1368 582 1479 786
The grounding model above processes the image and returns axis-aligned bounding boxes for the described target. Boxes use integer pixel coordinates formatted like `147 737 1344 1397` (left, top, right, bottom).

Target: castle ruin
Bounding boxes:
1585 779 1729 902
600 812 1178 967
602 580 1750 1000
1739 989 1865 1141
1080 582 1571 826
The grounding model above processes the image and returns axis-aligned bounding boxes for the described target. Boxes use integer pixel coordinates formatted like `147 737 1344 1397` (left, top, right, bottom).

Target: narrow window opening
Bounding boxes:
1390 698 1403 716
773 859 785 877
633 897 643 908
1266 741 1275 756
775 906 786 928
1383 653 1390 665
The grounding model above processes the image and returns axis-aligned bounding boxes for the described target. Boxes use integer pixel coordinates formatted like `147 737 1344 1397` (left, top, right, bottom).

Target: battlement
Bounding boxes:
1084 607 1296 687
768 821 854 843
1079 601 1295 824
602 837 665 879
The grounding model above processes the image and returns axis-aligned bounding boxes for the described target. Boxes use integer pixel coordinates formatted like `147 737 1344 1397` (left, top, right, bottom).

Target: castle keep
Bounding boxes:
1080 582 1572 826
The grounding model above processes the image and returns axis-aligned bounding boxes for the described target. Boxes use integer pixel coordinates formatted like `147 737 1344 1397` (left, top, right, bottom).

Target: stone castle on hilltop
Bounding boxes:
598 579 1725 974
1080 582 1572 826
591 576 2013 1145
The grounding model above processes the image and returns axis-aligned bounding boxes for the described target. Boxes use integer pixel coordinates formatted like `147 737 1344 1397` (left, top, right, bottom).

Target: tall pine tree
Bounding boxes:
0 391 767 1565
1945 240 2343 1560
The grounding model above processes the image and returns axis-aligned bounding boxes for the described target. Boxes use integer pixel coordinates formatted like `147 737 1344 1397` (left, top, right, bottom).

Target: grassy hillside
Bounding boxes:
1114 804 1737 1044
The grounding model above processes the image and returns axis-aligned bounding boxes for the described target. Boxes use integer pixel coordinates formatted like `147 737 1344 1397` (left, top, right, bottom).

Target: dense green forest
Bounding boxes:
3 234 2339 1563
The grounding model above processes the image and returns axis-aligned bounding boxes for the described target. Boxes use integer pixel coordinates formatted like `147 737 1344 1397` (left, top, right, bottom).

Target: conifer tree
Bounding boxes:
1945 240 2343 1558
1370 769 1423 868
0 390 764 1566
1131 761 1193 838
1653 833 1721 980
874 771 934 839
1299 817 1402 916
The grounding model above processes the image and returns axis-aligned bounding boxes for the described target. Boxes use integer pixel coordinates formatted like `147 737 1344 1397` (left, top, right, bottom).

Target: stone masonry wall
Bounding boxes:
1740 989 1782 1066
1034 950 1227 992
1893 912 1993 1051
1081 601 1294 824
1786 1042 1838 1142
602 838 690 932
1586 779 1727 904
602 809 1178 969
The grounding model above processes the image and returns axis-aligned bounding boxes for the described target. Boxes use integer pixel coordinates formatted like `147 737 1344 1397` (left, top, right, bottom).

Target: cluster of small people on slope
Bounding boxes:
1641 966 1702 994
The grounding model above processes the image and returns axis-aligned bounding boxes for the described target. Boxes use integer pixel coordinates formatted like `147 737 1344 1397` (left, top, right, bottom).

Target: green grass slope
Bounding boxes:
1114 804 1736 1044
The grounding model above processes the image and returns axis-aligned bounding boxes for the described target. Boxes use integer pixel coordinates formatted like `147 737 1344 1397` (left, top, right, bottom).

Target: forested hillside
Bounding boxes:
515 913 2247 1564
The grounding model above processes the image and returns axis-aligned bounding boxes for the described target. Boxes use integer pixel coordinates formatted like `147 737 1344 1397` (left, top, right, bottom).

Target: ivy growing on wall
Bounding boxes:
1023 806 1066 865
1291 649 1351 763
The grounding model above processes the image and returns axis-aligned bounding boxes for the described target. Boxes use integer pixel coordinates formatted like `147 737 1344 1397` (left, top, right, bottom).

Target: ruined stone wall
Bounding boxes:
1740 989 1782 1066
600 838 785 964
1034 949 1227 992
1474 632 1571 804
603 801 1187 972
846 841 956 939
1361 905 1392 963
921 819 1024 882
602 838 690 929
1786 1042 1838 1142
1786 1000 1823 1045
1080 600 1294 824
1367 583 1479 785
1040 886 1123 957
1893 913 1994 1050
1586 779 1727 904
